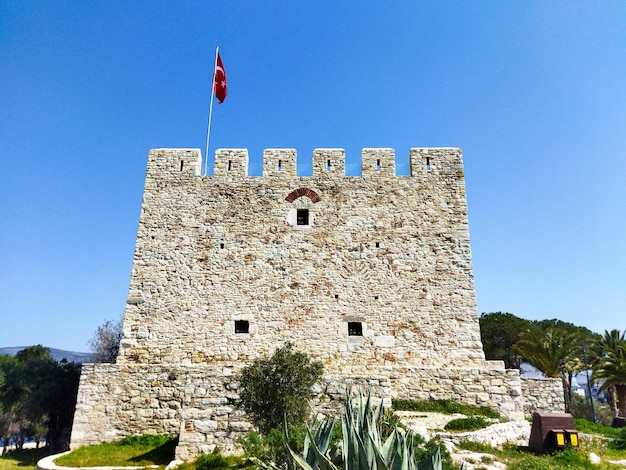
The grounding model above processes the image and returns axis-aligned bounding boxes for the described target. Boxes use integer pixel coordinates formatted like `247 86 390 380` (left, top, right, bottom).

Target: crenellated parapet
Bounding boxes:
146 147 464 180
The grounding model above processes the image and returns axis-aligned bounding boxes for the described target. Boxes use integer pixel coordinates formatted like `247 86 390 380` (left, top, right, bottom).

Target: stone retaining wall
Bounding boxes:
520 377 565 417
71 361 538 460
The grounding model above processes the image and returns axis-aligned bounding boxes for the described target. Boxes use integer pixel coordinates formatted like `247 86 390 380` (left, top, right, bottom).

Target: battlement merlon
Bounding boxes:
145 147 464 179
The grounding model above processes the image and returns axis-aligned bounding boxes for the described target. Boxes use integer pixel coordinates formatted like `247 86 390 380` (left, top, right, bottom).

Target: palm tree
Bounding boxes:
514 326 583 412
590 330 626 417
515 327 581 378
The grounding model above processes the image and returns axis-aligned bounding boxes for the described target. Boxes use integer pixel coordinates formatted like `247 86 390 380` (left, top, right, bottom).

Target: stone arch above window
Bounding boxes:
285 188 321 204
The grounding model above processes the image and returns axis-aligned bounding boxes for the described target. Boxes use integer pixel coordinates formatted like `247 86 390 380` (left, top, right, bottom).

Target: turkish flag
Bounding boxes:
214 52 227 104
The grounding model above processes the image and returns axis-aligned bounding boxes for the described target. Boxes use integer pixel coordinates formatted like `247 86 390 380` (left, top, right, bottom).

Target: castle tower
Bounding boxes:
71 147 561 460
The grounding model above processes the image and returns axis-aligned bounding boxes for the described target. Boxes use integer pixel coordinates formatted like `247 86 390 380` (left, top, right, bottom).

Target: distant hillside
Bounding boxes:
0 346 94 363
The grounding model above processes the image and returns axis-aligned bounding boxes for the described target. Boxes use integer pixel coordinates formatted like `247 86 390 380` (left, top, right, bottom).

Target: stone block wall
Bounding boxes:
118 147 485 371
520 377 565 417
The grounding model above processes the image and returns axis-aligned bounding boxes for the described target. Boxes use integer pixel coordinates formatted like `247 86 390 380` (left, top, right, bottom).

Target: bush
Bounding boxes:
570 394 614 426
238 343 323 435
239 426 308 468
444 416 491 432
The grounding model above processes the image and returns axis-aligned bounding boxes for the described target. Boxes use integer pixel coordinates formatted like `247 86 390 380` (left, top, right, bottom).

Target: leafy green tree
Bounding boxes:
238 343 324 435
479 312 531 368
0 346 81 452
88 317 123 363
590 329 626 417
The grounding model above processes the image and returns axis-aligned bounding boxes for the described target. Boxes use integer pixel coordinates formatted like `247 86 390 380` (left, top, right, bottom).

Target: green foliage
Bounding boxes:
570 395 614 427
117 433 175 448
0 346 81 452
479 312 531 368
392 399 501 419
514 326 582 378
54 434 177 467
193 450 251 470
589 329 626 417
282 390 451 470
444 416 491 432
238 343 324 435
240 426 308 468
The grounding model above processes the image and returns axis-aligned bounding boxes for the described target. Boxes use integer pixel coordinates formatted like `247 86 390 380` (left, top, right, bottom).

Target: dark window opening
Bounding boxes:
348 322 363 336
425 157 431 171
228 160 232 171
235 320 249 334
376 159 381 171
220 243 225 249
278 160 282 172
327 159 331 171
180 160 184 171
375 242 380 248
297 209 309 226
374 295 379 300
334 294 339 299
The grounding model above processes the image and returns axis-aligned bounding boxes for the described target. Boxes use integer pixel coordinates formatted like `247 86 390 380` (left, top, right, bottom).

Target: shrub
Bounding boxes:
238 343 324 435
570 394 614 426
444 416 491 432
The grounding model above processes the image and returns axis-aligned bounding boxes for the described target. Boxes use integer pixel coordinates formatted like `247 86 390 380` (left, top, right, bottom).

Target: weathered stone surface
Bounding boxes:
70 148 563 461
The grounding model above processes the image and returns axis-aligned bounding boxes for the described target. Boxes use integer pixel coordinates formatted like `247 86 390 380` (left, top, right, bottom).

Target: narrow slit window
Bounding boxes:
220 243 225 249
278 160 282 172
376 159 381 171
348 322 363 336
235 320 249 334
228 160 232 171
180 160 184 171
327 160 331 171
425 157 431 171
296 209 309 226
375 242 380 248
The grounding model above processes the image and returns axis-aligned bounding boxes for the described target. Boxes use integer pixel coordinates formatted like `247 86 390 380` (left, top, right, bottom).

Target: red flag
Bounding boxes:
214 52 227 104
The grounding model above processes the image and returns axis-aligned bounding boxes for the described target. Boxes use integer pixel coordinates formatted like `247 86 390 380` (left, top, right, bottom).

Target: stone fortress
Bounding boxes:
70 147 563 460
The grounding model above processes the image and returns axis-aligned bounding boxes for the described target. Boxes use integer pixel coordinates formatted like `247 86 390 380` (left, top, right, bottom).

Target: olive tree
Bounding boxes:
238 343 324 434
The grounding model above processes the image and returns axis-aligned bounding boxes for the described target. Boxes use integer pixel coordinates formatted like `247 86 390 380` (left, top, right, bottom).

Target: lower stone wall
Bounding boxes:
520 377 565 417
389 362 525 421
71 363 559 461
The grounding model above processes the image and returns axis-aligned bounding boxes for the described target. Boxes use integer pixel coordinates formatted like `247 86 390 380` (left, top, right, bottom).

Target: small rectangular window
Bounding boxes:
235 320 249 334
376 159 381 171
425 157 431 171
228 160 232 171
180 160 184 171
348 322 363 336
375 242 380 248
297 209 309 226
327 160 331 171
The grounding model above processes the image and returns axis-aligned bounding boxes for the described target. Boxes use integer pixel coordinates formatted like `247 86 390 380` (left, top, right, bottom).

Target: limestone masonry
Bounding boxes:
71 148 563 460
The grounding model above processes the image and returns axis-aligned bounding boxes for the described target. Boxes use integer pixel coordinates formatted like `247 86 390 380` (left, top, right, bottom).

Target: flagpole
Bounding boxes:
204 46 220 176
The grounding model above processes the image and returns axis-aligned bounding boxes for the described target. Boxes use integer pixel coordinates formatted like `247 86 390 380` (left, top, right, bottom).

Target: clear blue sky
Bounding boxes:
1 1 625 352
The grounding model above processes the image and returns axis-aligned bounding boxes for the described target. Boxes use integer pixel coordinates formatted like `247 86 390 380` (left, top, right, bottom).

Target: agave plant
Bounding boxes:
283 389 445 470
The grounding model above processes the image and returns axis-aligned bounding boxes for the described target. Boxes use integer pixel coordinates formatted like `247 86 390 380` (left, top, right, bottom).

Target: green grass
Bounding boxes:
54 434 177 468
0 447 51 470
574 419 625 440
392 398 501 419
176 451 253 470
457 437 626 470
